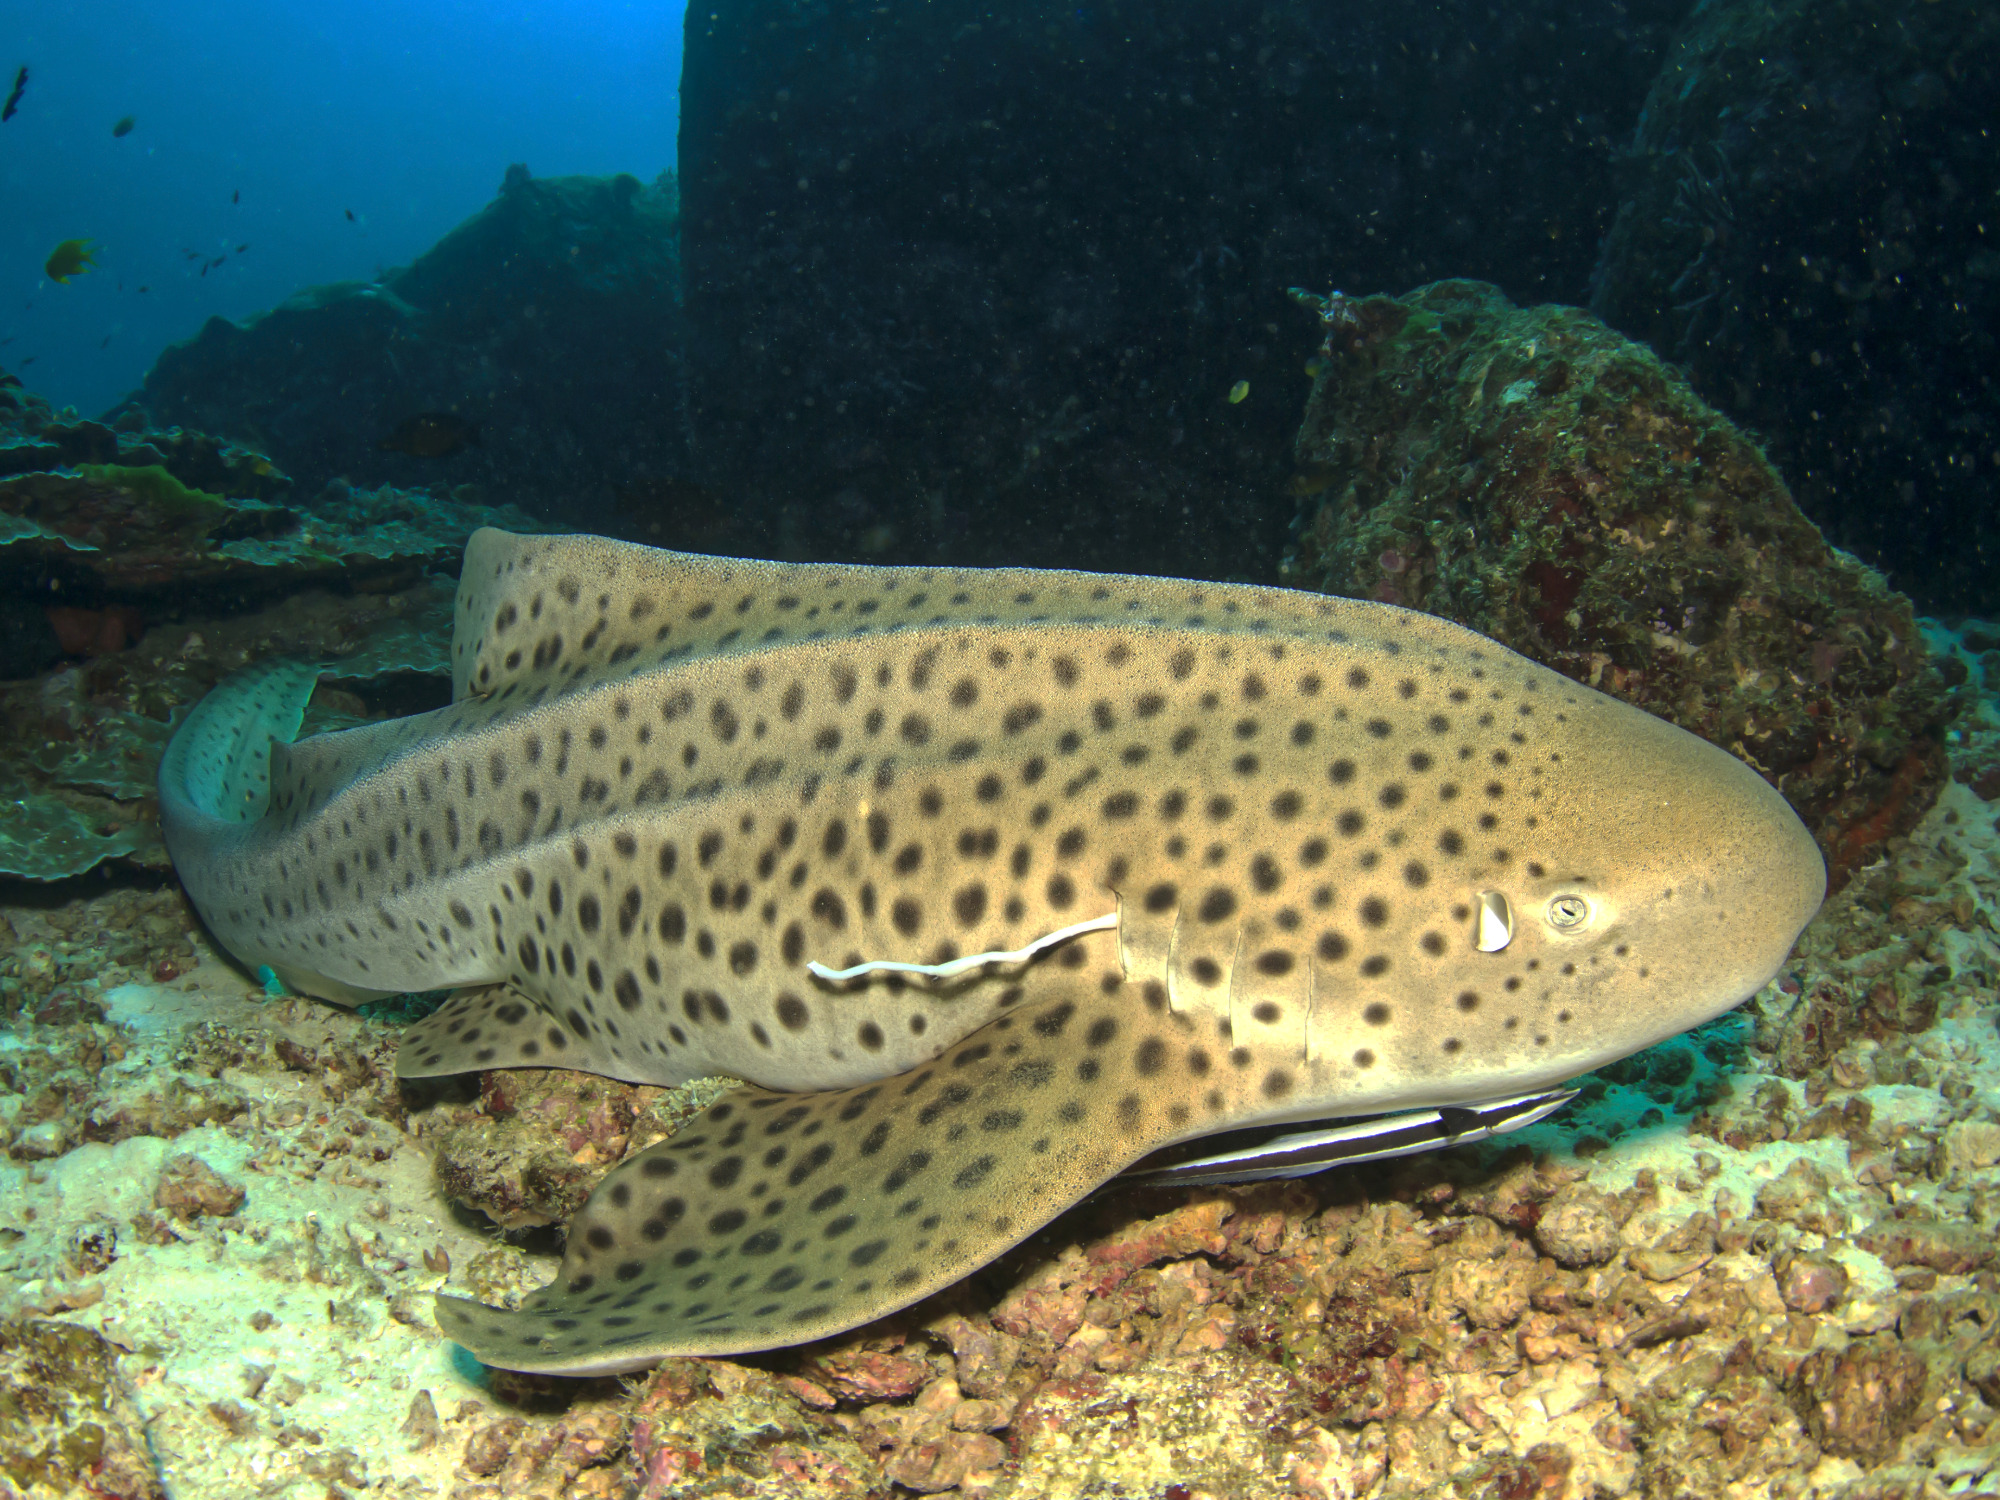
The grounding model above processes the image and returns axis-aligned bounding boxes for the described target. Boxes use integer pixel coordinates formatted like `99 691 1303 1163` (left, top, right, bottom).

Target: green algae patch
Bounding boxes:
0 1318 164 1497
1284 279 1950 888
73 463 232 535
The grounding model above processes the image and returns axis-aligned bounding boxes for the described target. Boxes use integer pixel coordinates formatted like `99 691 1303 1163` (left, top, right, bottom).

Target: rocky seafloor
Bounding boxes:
0 628 1997 1499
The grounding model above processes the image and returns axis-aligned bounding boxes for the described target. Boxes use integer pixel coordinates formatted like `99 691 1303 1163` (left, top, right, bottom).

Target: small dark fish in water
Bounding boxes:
344 208 355 221
236 244 248 253
378 412 480 458
45 240 99 283
2 67 25 123
137 285 147 293
232 189 240 204
112 115 135 137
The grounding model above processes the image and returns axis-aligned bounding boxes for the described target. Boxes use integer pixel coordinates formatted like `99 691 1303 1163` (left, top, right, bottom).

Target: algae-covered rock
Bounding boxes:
0 462 537 596
0 365 553 881
1 366 289 504
1791 1337 1930 1465
1 362 546 616
1588 0 2000 615
425 1069 737 1231
0 573 461 880
1282 279 1950 886
428 1068 645 1229
0 1319 164 1499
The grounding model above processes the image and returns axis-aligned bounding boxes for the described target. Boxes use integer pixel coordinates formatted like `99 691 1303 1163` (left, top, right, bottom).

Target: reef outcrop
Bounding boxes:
138 167 685 533
0 366 548 881
1281 280 1951 885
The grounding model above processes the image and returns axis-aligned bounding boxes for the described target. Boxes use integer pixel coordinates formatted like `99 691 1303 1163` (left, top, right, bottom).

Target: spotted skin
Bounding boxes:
160 529 1825 1373
436 933 1216 1375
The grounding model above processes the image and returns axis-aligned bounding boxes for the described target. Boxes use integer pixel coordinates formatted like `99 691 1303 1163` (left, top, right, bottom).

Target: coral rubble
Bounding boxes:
1281 279 1951 886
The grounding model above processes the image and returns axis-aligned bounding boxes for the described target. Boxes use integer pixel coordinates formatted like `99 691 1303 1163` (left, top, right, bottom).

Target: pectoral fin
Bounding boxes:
435 973 1207 1374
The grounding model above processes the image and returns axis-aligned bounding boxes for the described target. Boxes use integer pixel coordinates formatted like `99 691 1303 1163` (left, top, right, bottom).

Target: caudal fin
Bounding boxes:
158 658 320 827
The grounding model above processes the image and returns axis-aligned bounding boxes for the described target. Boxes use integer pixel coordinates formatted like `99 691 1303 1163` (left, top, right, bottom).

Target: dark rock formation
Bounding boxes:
139 168 684 533
1281 280 1950 886
678 0 1689 577
1589 0 2000 612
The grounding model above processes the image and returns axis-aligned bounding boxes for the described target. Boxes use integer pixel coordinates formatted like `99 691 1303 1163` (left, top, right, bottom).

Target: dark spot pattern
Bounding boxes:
212 535 1582 1372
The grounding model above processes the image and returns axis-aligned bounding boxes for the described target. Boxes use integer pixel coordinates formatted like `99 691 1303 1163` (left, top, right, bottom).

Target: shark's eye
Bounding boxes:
1545 895 1590 931
1473 891 1513 952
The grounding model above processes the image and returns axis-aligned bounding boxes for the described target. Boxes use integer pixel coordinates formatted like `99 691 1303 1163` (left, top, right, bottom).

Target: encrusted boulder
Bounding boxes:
427 1067 642 1230
1791 1337 1930 1464
1282 279 1950 886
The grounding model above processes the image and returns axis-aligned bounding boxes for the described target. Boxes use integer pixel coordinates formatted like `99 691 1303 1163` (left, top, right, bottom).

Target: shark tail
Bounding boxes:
158 657 321 829
158 659 399 1004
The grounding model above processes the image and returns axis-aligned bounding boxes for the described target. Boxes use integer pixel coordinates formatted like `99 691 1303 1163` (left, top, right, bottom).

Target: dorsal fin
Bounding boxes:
449 528 1470 709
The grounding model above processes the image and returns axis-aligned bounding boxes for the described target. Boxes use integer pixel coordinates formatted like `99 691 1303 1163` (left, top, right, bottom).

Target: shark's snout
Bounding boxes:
1562 702 1827 1056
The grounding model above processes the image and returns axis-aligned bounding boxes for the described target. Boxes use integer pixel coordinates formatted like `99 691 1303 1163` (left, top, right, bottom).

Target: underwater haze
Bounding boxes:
0 0 682 416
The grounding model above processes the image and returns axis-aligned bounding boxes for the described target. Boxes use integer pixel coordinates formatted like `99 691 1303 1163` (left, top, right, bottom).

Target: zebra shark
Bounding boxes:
158 528 1824 1374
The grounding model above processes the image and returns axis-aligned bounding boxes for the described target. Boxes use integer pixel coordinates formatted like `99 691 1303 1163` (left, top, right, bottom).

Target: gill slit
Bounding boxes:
1304 958 1320 1064
1224 924 1247 1040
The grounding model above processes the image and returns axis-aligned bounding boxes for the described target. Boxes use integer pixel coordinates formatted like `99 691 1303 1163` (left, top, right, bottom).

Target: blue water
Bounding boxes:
0 0 682 417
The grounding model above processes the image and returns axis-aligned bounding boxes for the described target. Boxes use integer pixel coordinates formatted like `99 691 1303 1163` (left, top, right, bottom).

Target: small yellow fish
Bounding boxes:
1227 379 1250 404
1304 358 1325 379
45 239 99 283
1285 470 1335 498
